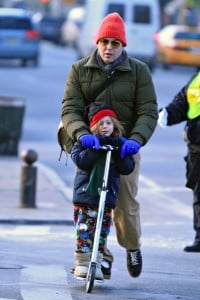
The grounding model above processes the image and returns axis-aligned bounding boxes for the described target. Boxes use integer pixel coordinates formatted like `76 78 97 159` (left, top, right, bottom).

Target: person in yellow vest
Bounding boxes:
158 71 200 252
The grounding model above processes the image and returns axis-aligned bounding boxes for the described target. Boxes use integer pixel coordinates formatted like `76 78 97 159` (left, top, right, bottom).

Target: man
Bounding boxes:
61 12 158 277
158 71 200 252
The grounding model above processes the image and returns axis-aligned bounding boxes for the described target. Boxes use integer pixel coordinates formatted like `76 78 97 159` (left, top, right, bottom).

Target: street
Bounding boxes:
0 42 200 299
0 221 199 299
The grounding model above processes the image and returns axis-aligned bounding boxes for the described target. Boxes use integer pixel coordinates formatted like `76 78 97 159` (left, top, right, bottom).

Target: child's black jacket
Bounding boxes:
71 142 135 208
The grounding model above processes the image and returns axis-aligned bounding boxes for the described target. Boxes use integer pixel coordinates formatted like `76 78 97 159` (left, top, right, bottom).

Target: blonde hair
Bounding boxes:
90 116 124 137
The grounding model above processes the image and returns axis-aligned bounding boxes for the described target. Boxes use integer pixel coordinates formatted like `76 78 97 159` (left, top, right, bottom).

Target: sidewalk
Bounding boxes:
0 156 74 225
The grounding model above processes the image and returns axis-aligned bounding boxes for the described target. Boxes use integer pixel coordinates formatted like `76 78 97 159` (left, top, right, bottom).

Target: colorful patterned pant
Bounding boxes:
73 204 112 253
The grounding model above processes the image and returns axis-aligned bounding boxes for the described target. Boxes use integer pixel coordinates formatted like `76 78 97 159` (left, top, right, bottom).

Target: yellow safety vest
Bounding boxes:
186 0 199 7
187 72 200 119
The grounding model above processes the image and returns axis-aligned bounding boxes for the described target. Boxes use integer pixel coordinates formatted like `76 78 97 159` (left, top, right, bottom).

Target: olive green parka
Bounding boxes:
61 49 158 146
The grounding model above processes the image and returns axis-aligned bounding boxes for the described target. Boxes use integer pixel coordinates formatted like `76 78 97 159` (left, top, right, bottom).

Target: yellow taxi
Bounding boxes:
154 24 200 69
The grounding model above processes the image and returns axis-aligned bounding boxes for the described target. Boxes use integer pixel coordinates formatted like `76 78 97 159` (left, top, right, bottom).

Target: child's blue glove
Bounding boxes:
120 139 141 158
79 134 100 150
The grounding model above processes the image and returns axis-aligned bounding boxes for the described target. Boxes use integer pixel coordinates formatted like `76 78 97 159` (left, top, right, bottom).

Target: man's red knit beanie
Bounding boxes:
95 12 127 46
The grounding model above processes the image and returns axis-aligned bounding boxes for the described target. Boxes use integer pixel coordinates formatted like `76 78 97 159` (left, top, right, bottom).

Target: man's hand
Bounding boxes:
79 134 100 150
120 139 141 158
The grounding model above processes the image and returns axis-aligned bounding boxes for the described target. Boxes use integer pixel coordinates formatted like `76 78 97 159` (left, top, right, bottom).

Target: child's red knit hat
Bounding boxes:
95 12 127 46
89 106 117 128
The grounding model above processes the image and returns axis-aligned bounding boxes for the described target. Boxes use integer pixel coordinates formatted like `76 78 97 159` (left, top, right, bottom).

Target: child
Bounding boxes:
70 103 135 280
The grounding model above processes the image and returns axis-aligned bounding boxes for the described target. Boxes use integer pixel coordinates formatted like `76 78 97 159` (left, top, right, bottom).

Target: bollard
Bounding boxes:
19 149 38 208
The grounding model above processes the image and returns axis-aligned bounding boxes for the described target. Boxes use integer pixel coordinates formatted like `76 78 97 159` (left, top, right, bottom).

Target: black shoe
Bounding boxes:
101 259 112 279
126 249 142 277
183 241 200 252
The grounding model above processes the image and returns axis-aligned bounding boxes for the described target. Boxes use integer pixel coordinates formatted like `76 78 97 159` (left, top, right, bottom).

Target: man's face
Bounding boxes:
97 38 124 64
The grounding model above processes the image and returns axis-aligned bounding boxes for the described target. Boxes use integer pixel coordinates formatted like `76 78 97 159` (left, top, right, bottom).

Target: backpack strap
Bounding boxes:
92 71 118 100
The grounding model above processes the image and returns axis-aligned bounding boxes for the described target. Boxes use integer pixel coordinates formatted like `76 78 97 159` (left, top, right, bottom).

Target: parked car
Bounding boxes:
0 8 40 67
154 24 200 69
61 6 85 49
37 14 66 45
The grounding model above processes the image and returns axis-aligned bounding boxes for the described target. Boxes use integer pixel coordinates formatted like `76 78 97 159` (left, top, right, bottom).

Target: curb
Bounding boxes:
0 219 74 225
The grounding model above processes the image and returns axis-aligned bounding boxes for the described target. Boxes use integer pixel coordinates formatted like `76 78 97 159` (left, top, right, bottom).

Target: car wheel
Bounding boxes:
32 56 39 67
21 59 28 67
147 61 156 73
73 41 78 50
162 62 170 70
160 54 170 70
76 49 83 60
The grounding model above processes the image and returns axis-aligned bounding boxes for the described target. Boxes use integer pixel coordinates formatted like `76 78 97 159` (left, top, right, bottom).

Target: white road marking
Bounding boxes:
0 226 50 237
37 162 73 202
21 265 73 300
38 162 191 216
140 174 187 191
139 175 192 218
39 161 187 196
0 298 17 300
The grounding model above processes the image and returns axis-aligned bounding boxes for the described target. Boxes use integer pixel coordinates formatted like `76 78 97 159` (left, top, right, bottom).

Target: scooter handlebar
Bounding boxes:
98 145 119 151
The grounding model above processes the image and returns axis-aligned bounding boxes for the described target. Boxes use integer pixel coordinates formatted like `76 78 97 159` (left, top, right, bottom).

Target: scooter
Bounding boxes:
85 145 114 293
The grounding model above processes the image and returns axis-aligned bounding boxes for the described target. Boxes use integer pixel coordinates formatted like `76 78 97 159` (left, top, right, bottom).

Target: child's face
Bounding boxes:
98 116 114 136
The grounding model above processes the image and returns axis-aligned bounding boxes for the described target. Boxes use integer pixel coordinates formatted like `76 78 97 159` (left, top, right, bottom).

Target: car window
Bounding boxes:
41 18 61 25
105 4 151 24
132 5 151 24
175 31 200 40
40 18 52 25
0 17 32 29
106 4 125 19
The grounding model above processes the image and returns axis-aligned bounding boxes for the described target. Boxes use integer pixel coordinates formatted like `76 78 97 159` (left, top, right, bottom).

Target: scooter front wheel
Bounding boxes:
85 262 96 293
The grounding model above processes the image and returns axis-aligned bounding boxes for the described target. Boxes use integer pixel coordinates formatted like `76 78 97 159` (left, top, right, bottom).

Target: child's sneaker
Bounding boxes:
95 252 104 280
101 259 112 279
74 252 91 279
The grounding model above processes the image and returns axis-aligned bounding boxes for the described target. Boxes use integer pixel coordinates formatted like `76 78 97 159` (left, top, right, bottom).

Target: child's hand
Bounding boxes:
120 139 141 158
79 134 100 150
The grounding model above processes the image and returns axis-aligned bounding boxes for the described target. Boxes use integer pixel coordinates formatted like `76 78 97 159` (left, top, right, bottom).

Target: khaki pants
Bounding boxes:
113 152 141 250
